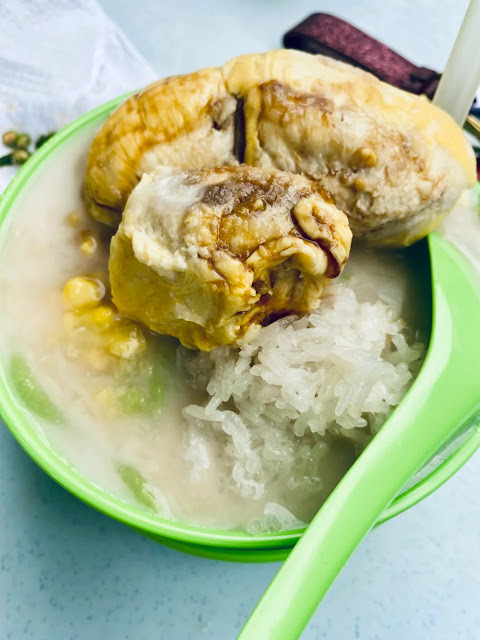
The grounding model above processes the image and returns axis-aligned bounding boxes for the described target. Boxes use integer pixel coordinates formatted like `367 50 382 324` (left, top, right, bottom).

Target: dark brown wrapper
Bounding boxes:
283 13 440 99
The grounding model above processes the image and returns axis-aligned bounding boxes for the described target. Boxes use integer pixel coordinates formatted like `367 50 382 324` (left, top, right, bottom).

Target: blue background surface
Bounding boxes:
1 1 479 638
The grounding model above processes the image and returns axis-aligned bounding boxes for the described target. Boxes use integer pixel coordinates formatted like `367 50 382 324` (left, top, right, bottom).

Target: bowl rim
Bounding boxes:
0 94 479 550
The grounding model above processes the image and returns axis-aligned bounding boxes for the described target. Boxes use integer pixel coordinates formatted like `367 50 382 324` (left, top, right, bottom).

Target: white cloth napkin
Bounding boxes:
0 0 156 192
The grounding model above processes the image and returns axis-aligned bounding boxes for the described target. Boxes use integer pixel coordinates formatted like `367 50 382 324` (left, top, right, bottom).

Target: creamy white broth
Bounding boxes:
0 125 431 532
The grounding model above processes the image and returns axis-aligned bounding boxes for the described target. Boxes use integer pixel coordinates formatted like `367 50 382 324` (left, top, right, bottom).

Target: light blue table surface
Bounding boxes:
1 1 480 638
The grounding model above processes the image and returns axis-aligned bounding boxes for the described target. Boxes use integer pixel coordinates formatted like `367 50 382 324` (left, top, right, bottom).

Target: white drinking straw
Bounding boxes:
433 0 480 124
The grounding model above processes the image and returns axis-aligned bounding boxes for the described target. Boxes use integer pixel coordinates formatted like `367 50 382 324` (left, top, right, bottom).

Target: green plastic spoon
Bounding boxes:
239 231 480 639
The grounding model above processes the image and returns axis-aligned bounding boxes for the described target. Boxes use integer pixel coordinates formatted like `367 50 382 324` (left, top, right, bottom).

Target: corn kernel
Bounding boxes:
353 147 378 168
66 212 81 227
79 231 97 257
107 324 146 359
62 277 105 310
88 305 116 329
353 177 366 192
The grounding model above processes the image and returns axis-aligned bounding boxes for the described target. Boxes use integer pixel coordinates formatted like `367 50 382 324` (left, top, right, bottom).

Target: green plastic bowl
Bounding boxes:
1 96 479 563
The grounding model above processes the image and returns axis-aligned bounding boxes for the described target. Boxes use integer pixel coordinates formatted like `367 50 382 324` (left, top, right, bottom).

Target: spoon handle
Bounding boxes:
238 234 480 640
